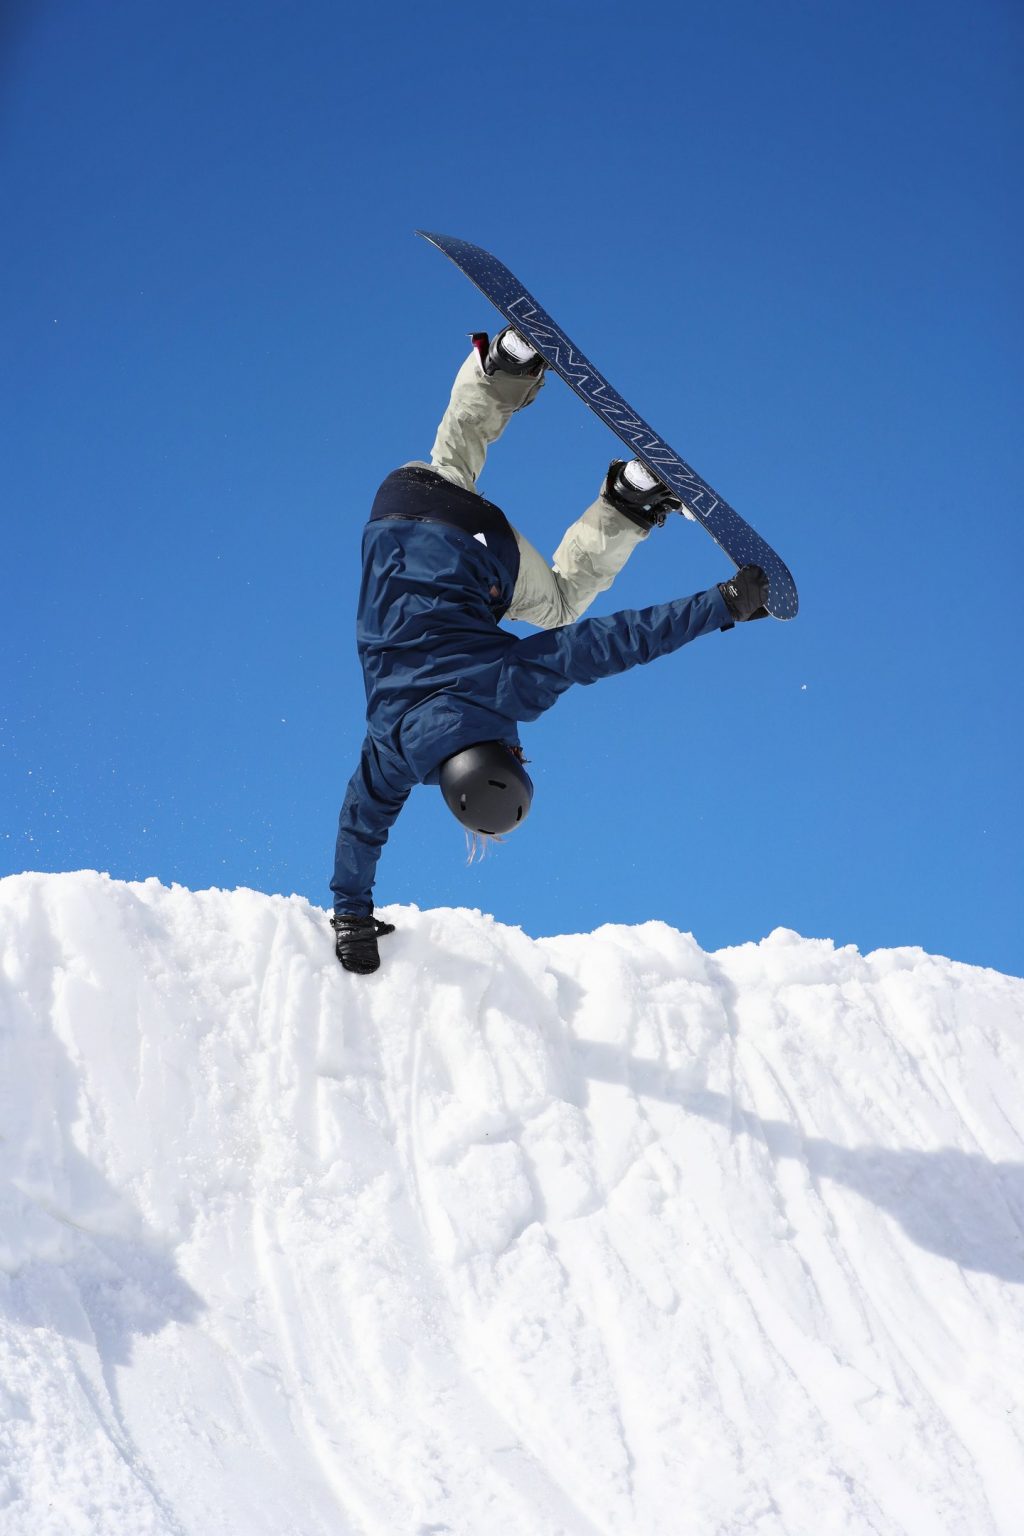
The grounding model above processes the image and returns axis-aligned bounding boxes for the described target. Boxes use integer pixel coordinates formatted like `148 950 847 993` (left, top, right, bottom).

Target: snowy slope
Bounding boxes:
1 873 1023 1536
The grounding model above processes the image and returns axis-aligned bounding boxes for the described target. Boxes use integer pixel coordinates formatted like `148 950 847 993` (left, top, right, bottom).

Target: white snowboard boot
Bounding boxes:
603 458 683 529
474 326 545 377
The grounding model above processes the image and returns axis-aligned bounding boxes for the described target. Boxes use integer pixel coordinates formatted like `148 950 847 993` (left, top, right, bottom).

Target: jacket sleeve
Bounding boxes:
330 735 414 916
496 586 732 722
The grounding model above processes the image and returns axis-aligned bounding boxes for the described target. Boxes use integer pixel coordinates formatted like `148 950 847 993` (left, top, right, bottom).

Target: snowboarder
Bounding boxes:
331 331 768 973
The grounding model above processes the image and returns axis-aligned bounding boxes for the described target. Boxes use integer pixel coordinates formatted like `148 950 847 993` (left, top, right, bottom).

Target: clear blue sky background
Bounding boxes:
3 0 1022 974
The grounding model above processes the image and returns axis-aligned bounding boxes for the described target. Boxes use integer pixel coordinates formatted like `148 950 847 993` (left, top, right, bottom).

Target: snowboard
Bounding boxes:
416 230 798 621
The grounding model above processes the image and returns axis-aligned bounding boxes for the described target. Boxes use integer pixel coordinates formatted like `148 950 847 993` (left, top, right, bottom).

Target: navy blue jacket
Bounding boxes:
331 466 731 915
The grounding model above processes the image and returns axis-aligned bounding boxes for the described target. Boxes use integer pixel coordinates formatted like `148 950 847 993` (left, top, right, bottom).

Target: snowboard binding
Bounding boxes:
472 327 546 378
603 458 684 530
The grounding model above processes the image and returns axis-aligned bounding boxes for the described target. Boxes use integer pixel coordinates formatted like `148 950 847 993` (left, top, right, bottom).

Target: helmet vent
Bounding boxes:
488 779 506 789
516 806 523 822
459 793 467 811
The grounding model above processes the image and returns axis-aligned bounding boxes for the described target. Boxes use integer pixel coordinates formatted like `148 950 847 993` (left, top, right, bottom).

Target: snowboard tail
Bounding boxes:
416 230 798 620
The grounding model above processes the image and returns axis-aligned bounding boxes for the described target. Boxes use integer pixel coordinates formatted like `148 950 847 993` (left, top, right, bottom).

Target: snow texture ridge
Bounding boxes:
1 870 1023 1535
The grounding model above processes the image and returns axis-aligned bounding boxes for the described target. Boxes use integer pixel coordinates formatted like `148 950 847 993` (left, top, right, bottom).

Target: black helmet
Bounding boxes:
439 741 533 835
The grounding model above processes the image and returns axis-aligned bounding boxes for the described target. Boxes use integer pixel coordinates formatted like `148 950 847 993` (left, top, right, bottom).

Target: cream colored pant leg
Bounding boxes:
414 347 647 630
507 493 648 628
428 349 544 491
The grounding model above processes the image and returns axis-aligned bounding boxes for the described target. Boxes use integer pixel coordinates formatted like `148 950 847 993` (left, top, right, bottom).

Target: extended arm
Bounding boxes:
497 585 733 721
331 736 414 917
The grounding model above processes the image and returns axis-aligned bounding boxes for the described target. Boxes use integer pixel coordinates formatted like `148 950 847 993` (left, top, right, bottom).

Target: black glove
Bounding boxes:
718 564 769 623
331 913 396 975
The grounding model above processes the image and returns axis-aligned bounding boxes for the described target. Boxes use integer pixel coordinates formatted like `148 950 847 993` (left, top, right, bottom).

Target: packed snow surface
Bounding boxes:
2 873 1023 1535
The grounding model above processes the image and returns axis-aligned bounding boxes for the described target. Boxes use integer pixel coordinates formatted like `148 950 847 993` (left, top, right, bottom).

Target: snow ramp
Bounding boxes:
1 871 1023 1536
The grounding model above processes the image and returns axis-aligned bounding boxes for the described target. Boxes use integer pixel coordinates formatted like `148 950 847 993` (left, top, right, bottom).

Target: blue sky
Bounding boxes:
3 0 1022 975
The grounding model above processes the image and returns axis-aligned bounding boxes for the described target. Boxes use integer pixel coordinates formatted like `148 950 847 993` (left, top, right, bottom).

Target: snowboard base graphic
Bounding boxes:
416 230 798 621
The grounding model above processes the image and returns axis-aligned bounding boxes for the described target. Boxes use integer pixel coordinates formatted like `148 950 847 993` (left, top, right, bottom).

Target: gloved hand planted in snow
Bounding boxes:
331 914 396 975
718 564 770 623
